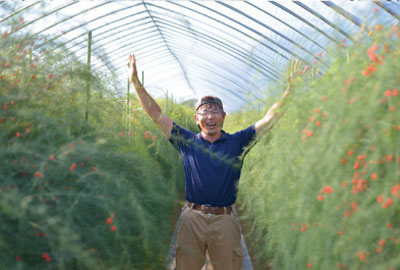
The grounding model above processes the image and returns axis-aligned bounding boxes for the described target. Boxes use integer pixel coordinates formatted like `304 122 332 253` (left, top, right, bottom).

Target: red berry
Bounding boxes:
323 186 334 194
70 163 77 171
144 131 150 140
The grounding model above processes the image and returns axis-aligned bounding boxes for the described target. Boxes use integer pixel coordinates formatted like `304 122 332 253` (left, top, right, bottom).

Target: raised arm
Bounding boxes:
255 59 301 136
128 54 173 138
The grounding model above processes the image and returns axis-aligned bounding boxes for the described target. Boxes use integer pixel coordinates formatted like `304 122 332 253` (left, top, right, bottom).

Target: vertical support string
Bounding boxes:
126 77 130 130
85 31 92 123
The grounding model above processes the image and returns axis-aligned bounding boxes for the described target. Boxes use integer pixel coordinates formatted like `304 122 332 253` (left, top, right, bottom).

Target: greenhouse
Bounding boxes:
1 1 400 269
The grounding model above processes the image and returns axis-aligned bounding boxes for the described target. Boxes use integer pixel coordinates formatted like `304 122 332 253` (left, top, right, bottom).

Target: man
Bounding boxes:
127 54 300 269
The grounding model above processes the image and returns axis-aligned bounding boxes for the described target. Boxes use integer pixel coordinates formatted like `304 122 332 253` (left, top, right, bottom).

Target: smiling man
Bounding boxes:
127 53 299 269
194 96 226 141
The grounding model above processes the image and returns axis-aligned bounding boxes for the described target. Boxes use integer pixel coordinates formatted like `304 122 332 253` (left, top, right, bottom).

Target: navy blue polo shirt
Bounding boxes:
169 122 256 207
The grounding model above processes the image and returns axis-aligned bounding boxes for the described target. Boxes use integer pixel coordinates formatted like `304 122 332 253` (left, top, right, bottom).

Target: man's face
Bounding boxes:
194 103 225 136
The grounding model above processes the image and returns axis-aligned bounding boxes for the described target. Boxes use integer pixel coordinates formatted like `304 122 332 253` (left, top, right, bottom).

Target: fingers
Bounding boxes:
129 54 136 63
292 59 301 74
290 59 302 75
127 54 136 68
296 59 301 72
287 59 302 84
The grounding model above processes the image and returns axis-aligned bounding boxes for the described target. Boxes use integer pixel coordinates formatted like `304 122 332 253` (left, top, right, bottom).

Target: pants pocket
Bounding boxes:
233 246 243 270
175 244 183 270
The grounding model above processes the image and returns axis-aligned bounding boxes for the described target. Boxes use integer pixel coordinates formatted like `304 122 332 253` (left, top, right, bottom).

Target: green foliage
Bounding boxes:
2 4 399 270
234 25 400 269
159 97 198 133
0 20 188 269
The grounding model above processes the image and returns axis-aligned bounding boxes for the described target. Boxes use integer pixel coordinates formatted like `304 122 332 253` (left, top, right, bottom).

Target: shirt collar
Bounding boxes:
196 130 227 143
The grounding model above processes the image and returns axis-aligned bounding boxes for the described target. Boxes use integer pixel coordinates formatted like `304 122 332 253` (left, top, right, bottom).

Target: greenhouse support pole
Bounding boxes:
85 31 92 122
142 71 144 85
165 90 168 113
171 93 174 111
127 77 130 129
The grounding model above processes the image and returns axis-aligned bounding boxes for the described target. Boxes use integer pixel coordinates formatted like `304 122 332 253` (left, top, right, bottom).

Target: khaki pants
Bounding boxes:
176 205 243 270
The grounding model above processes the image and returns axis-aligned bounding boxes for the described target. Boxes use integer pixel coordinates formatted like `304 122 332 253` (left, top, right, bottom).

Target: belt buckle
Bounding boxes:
201 204 211 214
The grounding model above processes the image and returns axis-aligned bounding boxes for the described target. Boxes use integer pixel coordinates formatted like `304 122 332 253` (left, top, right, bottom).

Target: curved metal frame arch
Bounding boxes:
322 1 365 29
33 2 144 50
28 1 113 40
65 14 153 58
373 1 400 20
140 2 283 74
152 20 277 83
217 1 321 60
111 35 256 99
166 1 290 63
13 0 293 88
89 27 171 65
95 14 279 81
105 31 265 93
74 26 159 60
4 1 76 35
111 34 252 91
3 0 398 110
0 1 40 24
152 17 279 80
192 1 308 64
142 0 195 94
135 52 176 69
244 1 329 54
270 1 339 44
92 35 167 69
134 6 281 78
52 11 152 55
138 36 261 96
293 1 354 42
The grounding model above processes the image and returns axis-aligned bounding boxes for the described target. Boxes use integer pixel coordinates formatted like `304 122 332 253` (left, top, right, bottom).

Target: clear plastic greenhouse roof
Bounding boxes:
2 1 400 112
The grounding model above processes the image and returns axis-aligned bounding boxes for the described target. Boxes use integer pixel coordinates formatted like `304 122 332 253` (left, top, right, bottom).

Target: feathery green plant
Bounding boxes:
231 23 400 270
0 17 189 269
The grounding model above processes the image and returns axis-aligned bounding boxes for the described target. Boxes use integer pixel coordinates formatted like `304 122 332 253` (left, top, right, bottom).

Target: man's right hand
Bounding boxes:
127 54 139 84
126 53 173 139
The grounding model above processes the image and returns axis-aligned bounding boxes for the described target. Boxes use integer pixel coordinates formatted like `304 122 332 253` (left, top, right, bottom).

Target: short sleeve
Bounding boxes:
168 122 195 150
232 124 256 150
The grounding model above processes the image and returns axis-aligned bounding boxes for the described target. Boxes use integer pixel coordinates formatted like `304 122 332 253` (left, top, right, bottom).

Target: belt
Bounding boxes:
187 202 232 215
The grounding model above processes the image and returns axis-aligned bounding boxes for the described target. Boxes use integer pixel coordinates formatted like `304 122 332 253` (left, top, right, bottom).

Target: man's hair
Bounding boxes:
195 96 224 112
